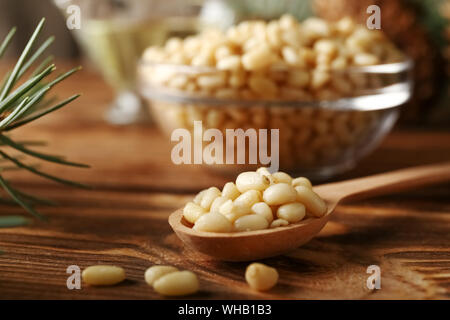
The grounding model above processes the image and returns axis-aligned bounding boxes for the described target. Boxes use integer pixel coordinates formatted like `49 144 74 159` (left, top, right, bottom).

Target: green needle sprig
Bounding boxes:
0 18 89 224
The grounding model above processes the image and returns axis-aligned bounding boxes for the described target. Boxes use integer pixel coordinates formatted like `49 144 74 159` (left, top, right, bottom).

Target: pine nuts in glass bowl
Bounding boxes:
138 15 413 179
183 168 327 233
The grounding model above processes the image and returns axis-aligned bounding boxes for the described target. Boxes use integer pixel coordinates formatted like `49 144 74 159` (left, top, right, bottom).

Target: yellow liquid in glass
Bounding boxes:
77 19 170 90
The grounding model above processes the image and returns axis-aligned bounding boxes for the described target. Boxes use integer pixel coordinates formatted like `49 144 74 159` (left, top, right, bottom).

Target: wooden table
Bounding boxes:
0 63 449 299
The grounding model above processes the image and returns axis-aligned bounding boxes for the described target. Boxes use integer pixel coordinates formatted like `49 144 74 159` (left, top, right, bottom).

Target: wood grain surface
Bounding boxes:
0 62 449 299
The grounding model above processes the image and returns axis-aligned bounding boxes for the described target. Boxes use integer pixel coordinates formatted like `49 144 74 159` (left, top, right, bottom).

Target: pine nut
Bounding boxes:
194 212 233 232
234 214 269 232
287 70 310 87
168 75 189 90
205 109 225 127
165 38 183 53
331 56 348 70
145 266 178 286
244 37 261 52
282 46 304 67
217 55 241 71
242 45 274 71
251 202 274 223
234 190 261 210
197 73 227 89
311 70 330 89
263 183 297 205
267 22 283 48
236 171 270 193
227 108 248 123
222 182 241 200
210 196 229 214
153 271 199 296
295 186 328 217
199 187 221 210
353 53 379 66
221 200 251 223
302 17 331 38
193 189 207 205
82 265 126 286
191 53 214 67
270 218 289 228
292 177 312 189
218 199 234 215
277 203 306 223
335 17 355 35
282 30 302 48
271 172 292 184
245 263 278 291
256 167 271 176
215 88 238 99
183 202 206 224
256 167 274 184
248 76 278 97
279 14 297 30
314 39 337 57
228 71 246 88
215 45 233 60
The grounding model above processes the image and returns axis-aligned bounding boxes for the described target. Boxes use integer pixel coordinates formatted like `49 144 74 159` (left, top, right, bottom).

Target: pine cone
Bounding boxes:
313 0 443 123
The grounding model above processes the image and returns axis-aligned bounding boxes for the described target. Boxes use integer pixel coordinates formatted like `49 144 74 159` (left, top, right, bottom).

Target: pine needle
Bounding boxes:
31 55 54 77
0 174 45 220
0 150 90 189
0 134 89 168
17 36 54 80
0 215 30 228
0 18 89 219
5 94 80 130
0 18 46 100
0 65 55 114
0 27 16 58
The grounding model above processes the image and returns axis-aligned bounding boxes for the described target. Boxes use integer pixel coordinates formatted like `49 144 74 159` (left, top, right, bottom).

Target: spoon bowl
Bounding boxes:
169 162 450 261
169 208 332 261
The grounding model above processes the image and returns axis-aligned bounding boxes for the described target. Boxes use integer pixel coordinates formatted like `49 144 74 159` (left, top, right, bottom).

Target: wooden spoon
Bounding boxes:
169 162 450 261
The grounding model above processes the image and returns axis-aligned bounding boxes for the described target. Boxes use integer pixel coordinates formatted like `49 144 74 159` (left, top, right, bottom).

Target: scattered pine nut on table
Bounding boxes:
82 265 126 286
145 265 200 297
245 263 279 291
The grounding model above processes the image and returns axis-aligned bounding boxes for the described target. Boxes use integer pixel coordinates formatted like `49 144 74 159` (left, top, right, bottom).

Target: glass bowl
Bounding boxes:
138 59 413 179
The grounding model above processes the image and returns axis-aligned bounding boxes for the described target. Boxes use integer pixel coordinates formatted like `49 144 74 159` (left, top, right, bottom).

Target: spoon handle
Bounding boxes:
315 161 450 203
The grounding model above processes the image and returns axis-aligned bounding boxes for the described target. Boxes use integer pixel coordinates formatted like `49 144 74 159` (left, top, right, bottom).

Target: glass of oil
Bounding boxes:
53 0 204 124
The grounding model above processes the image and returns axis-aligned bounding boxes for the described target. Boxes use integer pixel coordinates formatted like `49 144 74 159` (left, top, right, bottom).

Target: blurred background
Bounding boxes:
0 0 79 58
0 0 448 126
